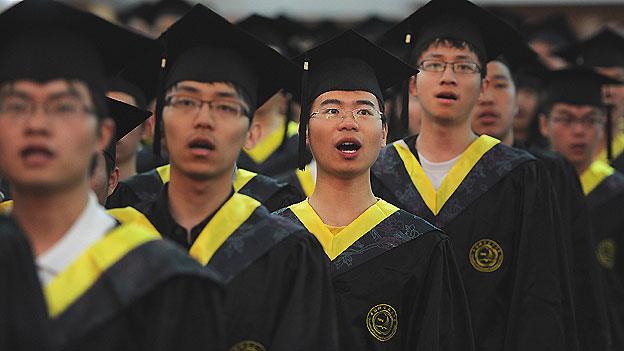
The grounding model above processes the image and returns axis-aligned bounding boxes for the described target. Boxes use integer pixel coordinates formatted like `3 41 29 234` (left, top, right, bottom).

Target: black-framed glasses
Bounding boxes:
309 107 383 122
0 95 95 120
419 60 481 74
165 95 249 119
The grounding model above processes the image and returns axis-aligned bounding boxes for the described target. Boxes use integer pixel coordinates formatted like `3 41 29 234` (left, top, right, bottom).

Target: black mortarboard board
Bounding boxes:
104 97 152 166
544 66 621 108
107 76 148 109
522 14 577 49
150 4 298 155
555 28 624 68
237 14 291 57
116 37 163 106
292 30 418 169
494 36 549 90
0 0 154 96
384 0 523 64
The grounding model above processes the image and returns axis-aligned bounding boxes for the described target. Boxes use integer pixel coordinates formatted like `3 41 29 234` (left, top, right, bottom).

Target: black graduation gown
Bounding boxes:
276 199 474 351
135 145 169 174
371 134 578 351
514 141 611 351
581 161 624 350
0 216 51 351
597 132 624 174
43 221 225 351
106 164 300 211
131 188 339 351
275 164 315 202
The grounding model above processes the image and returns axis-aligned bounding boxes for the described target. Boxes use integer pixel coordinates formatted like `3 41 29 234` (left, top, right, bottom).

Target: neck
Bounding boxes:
308 168 377 227
500 129 514 146
167 166 233 231
11 181 90 257
513 128 528 143
417 115 477 162
117 154 137 181
576 160 593 176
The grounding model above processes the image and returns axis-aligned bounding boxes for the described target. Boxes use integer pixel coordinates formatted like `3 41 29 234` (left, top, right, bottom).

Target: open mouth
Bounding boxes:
478 111 499 119
435 92 458 101
21 146 54 159
188 140 215 151
336 141 362 154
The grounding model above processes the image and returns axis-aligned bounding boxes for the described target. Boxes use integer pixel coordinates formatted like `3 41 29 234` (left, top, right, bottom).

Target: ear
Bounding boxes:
96 118 115 153
381 123 388 147
107 167 120 197
243 122 260 150
409 75 418 97
538 114 550 138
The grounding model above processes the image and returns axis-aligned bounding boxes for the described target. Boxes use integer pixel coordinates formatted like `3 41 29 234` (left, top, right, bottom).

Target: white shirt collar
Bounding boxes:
36 192 116 286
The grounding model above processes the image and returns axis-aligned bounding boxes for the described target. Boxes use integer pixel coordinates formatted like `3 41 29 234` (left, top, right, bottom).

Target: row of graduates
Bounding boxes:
0 1 623 351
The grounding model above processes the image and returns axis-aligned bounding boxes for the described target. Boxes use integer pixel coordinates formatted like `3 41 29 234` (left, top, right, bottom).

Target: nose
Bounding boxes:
193 103 215 129
24 105 50 136
337 113 359 131
439 64 458 86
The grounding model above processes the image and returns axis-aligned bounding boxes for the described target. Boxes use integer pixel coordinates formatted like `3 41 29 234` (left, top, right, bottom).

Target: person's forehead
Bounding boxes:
170 80 239 96
2 79 89 97
106 91 137 106
487 61 512 79
595 66 624 81
420 42 479 61
313 90 379 105
552 102 601 115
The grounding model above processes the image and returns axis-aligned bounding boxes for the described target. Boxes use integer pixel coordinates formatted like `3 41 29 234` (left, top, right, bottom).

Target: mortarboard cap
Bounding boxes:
384 0 523 64
104 97 152 166
0 0 154 96
544 66 621 108
555 28 624 68
292 30 418 169
107 76 148 109
522 14 577 49
237 14 292 57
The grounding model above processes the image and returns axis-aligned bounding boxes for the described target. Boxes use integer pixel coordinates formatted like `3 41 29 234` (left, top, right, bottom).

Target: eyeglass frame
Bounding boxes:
0 93 96 120
549 114 606 127
309 107 384 122
418 60 482 74
164 94 250 119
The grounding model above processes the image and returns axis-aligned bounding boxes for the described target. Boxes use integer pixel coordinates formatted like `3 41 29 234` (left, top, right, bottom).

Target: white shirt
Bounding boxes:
418 152 462 191
36 192 116 286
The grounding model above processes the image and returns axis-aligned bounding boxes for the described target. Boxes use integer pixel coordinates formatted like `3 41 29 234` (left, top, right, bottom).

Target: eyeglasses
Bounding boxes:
0 95 95 120
550 115 605 127
164 95 249 119
309 107 383 122
419 60 481 74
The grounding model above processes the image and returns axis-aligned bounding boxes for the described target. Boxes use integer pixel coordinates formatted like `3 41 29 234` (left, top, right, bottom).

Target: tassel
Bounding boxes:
298 55 310 170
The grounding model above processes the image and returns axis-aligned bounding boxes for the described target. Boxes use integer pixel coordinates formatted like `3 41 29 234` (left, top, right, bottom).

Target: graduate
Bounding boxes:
539 66 624 350
115 6 338 350
0 1 225 350
276 30 474 350
470 51 611 350
0 216 51 351
556 28 624 172
91 98 151 205
235 14 309 177
373 0 578 350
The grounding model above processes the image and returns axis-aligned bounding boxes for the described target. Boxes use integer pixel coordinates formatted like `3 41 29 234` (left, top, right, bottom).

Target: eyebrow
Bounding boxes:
425 53 474 61
355 99 376 108
320 99 343 106
0 90 79 100
490 74 510 81
172 85 239 100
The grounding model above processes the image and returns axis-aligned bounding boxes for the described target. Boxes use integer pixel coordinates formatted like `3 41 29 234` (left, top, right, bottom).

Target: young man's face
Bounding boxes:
514 86 540 134
0 80 112 194
107 91 144 166
471 60 517 140
307 90 387 179
411 42 486 126
162 81 255 181
540 102 606 170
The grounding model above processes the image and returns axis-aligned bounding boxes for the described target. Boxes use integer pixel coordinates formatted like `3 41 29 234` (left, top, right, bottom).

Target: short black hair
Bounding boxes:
411 38 488 78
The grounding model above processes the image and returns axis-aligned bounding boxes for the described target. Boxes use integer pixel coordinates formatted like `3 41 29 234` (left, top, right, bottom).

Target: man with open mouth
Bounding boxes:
372 0 578 350
109 5 339 350
0 1 225 350
276 30 473 350
539 66 624 350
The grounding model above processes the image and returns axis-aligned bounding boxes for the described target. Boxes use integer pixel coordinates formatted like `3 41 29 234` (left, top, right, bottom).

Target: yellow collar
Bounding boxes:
580 160 615 196
289 199 399 260
597 132 624 163
392 135 500 215
0 200 13 214
243 120 299 164
155 164 256 192
295 164 315 197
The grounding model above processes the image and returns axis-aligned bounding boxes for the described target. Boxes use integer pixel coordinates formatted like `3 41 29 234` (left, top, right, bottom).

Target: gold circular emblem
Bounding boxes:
469 239 504 272
366 303 398 342
596 239 616 269
229 340 266 351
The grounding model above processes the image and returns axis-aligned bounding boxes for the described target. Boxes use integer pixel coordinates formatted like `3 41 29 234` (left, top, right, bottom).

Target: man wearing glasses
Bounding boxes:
276 30 473 350
122 5 338 350
540 66 624 350
372 0 577 350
